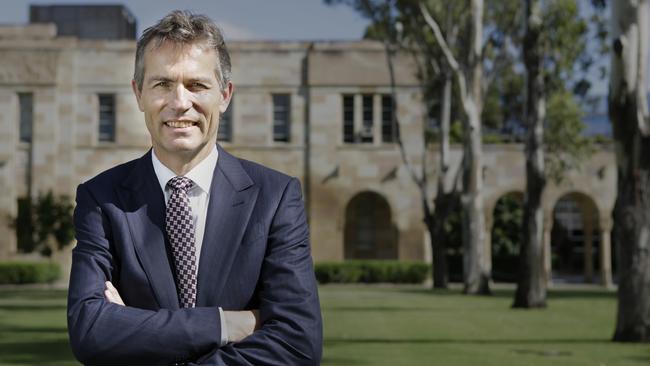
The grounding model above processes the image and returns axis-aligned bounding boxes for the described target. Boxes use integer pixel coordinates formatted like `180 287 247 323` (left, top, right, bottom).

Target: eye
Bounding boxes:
154 81 170 88
189 82 208 91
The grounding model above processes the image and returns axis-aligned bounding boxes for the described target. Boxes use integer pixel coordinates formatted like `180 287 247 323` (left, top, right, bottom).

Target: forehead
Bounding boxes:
142 40 218 74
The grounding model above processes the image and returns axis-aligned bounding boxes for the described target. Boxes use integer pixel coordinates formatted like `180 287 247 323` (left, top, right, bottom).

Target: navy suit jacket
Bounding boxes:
67 144 322 365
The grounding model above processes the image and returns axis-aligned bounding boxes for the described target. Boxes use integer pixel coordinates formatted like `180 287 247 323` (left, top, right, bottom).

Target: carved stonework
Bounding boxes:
0 50 59 84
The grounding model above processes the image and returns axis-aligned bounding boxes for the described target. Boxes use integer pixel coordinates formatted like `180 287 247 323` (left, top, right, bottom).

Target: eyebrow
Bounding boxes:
147 76 173 84
146 76 213 85
186 77 213 85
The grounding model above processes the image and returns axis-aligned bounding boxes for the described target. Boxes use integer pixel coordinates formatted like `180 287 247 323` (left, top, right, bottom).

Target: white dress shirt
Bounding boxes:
151 146 229 346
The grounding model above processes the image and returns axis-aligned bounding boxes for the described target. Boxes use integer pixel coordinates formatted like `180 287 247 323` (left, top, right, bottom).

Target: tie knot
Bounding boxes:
167 176 194 192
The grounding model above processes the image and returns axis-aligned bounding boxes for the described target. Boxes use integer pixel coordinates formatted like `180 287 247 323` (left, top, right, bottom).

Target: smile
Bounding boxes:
164 120 198 128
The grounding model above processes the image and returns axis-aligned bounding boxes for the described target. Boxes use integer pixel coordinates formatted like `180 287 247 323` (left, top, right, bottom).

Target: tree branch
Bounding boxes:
419 2 470 114
419 2 460 72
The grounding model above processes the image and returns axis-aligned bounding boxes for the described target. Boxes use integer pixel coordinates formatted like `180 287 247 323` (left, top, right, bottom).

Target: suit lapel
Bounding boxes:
117 151 179 310
196 145 259 306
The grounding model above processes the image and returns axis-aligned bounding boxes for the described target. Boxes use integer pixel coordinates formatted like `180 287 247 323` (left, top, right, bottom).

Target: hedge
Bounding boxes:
314 260 430 284
0 261 61 284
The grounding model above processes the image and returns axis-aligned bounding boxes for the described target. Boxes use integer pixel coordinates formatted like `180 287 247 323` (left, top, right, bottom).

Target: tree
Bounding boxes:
399 1 467 289
513 0 547 308
328 0 522 293
11 191 75 257
419 0 490 294
514 0 595 308
609 0 650 342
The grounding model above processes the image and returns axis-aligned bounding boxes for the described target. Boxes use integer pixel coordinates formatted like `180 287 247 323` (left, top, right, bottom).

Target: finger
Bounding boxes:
106 281 116 291
104 289 115 303
105 281 125 306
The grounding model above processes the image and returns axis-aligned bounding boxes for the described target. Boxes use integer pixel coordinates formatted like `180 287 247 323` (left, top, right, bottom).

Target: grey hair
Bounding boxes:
133 10 231 91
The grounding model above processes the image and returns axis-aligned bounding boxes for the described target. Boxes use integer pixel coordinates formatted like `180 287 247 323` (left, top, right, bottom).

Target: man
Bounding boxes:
67 10 322 366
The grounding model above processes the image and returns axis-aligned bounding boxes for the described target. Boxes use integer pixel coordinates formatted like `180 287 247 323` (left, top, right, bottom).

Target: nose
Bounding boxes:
169 84 192 112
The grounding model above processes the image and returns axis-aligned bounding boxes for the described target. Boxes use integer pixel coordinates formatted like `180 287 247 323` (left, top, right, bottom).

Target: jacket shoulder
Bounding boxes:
78 156 144 200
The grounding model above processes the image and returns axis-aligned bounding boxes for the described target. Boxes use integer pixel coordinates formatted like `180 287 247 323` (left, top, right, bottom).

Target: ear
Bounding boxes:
219 81 234 113
131 79 144 112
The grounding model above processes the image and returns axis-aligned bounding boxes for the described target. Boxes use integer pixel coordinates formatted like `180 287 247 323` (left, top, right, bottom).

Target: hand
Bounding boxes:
223 310 260 343
104 281 125 306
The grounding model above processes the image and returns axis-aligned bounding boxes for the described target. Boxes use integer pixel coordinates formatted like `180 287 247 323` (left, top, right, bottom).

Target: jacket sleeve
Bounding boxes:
191 178 323 366
67 183 222 366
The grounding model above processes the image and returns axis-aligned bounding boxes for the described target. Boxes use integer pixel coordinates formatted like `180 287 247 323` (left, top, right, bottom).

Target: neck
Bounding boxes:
153 144 214 176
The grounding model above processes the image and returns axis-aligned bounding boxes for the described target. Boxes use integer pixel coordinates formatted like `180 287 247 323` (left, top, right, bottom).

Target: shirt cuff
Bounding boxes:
218 307 228 346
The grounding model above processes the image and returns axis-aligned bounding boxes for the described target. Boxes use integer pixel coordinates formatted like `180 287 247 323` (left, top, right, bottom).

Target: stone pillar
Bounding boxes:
543 216 552 288
583 218 594 283
0 92 18 258
484 213 493 275
599 219 613 288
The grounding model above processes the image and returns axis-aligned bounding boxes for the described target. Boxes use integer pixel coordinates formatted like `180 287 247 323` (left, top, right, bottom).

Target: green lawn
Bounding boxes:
0 285 648 365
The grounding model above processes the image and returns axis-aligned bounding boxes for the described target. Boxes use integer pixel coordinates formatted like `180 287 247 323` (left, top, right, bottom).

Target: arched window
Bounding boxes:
344 191 397 260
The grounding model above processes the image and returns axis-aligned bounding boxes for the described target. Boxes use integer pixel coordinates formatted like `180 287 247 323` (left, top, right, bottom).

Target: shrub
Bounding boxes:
314 261 429 284
0 262 61 284
11 191 74 257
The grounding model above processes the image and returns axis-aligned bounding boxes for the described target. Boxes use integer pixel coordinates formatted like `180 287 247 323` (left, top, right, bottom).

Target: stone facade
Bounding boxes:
0 24 617 285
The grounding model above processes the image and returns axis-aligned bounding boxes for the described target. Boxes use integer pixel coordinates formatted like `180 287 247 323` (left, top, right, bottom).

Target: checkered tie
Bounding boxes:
165 176 197 308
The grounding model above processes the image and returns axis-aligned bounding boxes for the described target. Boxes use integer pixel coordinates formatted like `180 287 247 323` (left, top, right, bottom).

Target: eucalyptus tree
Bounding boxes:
609 0 650 342
514 0 596 308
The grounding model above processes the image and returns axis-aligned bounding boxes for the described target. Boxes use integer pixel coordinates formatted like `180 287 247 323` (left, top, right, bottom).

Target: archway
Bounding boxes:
344 191 397 259
490 192 524 283
551 192 600 283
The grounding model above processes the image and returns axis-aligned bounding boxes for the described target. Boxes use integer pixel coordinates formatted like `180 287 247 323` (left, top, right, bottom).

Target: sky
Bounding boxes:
0 0 370 41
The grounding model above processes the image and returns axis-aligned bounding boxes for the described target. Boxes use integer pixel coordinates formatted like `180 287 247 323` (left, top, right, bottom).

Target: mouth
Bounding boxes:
164 120 199 128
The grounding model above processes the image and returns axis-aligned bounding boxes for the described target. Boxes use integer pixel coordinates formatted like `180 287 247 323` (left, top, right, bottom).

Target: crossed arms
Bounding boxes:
67 178 322 365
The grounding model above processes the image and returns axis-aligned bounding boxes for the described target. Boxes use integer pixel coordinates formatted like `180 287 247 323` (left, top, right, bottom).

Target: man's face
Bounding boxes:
133 40 232 159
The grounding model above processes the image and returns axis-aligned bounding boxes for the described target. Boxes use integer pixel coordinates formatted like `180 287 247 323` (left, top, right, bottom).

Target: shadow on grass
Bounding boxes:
0 304 67 311
0 290 67 300
324 306 437 312
625 356 650 362
1 325 68 334
324 338 611 346
321 356 368 365
395 287 616 300
0 338 75 364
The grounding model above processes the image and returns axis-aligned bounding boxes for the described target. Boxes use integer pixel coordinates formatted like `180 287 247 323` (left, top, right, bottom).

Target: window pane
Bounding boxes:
218 99 233 142
382 95 395 143
361 94 373 143
342 95 354 143
18 93 33 143
272 94 290 142
98 94 115 142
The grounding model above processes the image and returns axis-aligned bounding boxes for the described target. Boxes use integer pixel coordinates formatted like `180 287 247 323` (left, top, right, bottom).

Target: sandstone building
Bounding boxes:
0 14 617 286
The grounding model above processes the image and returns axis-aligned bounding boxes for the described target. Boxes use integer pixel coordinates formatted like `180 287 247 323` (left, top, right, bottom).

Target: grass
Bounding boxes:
0 285 648 365
0 289 72 365
321 285 650 366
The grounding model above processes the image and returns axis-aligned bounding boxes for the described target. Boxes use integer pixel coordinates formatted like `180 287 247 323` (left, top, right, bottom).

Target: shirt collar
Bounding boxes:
151 145 219 195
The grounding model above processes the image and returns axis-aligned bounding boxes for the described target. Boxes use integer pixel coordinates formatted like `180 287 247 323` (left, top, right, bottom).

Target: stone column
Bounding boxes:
0 92 18 258
599 219 614 288
543 216 552 288
583 217 594 283
484 213 493 275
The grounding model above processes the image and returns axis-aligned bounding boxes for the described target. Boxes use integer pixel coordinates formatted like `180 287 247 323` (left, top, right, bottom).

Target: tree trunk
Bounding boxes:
462 0 490 295
418 0 489 294
513 0 547 308
610 0 650 342
432 74 453 289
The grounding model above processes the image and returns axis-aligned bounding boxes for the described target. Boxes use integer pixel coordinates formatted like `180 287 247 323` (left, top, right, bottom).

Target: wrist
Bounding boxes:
218 307 229 346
